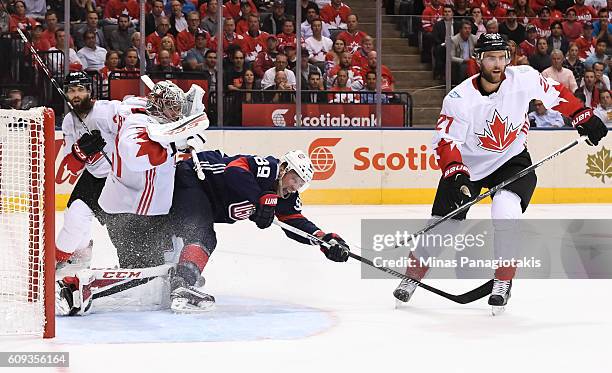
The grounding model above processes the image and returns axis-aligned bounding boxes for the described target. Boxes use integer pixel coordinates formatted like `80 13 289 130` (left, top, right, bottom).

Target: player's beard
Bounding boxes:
72 95 93 115
480 66 504 85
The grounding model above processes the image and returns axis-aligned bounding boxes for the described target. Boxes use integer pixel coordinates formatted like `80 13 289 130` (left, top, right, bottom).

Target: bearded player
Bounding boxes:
56 72 146 270
393 33 607 314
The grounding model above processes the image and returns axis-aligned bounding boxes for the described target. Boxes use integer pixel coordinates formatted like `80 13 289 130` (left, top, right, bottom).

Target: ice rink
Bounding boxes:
2 204 612 373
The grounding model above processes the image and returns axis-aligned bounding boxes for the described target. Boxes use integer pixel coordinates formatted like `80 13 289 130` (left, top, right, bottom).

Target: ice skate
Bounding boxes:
170 276 215 313
489 279 512 316
393 278 418 308
55 269 95 316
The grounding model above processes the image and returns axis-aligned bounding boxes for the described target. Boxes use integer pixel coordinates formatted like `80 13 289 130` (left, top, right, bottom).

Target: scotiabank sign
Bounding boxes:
353 145 440 171
242 104 406 127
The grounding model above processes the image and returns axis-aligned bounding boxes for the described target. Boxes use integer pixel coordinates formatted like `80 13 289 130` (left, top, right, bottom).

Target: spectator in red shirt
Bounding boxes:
421 0 442 64
546 0 564 20
235 0 254 35
41 11 61 47
575 21 597 59
481 0 507 21
320 0 352 29
146 16 175 55
325 38 346 72
104 0 135 20
337 14 368 54
328 69 359 103
563 8 584 42
567 0 597 23
150 49 182 71
176 11 208 55
242 14 269 63
209 17 246 58
352 35 374 69
224 0 257 21
533 6 553 38
9 1 38 33
254 35 279 78
421 0 442 33
327 51 364 90
30 24 51 51
362 51 394 91
99 50 120 81
154 35 181 66
520 24 538 57
277 19 301 47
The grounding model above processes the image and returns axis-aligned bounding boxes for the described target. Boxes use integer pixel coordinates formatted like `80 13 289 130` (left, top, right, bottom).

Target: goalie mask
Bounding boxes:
146 80 186 123
277 150 314 198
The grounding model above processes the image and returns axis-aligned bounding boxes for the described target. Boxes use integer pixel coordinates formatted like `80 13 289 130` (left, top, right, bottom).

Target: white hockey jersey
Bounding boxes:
433 65 582 181
98 110 176 216
61 100 122 178
61 97 148 178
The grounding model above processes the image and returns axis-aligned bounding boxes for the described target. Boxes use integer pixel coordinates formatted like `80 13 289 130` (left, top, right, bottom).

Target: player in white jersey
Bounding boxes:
393 33 608 314
55 72 138 269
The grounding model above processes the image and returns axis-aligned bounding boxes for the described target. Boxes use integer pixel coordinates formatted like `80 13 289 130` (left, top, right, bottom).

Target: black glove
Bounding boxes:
572 107 608 146
72 130 106 162
441 163 473 208
320 233 349 262
250 192 278 229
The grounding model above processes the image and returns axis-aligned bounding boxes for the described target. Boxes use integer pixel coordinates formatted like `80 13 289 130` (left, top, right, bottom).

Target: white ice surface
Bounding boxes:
2 204 612 373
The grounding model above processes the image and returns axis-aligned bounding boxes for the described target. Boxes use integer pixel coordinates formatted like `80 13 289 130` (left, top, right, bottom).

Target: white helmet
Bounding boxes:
146 80 186 123
280 150 314 191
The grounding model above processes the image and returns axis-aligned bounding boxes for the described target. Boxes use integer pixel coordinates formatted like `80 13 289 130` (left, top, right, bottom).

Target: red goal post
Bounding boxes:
0 107 55 338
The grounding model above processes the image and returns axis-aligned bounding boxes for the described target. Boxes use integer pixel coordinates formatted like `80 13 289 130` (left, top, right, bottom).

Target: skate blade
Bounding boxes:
171 298 215 314
491 305 505 316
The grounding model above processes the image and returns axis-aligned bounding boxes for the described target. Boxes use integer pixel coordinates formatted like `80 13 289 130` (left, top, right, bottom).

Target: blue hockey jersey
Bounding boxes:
175 150 321 245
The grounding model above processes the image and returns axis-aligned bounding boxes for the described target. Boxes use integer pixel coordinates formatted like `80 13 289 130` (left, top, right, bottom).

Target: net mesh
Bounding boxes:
0 107 47 336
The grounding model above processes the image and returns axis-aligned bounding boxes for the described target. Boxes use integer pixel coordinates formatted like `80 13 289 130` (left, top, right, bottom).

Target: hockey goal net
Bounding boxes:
0 107 55 338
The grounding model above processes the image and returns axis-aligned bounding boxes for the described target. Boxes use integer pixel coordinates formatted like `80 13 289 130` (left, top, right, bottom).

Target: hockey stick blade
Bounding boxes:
273 219 493 304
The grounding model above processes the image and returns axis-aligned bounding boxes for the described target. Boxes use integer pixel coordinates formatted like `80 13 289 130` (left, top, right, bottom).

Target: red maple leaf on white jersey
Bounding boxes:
135 128 168 166
476 110 522 153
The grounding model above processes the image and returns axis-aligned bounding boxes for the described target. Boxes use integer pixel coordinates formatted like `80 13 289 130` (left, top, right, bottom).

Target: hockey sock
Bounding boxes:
177 244 210 286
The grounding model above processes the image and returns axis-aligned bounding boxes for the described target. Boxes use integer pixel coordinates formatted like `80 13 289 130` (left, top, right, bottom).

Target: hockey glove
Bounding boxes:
250 192 278 229
441 163 473 208
319 233 350 262
572 107 608 146
175 134 207 153
72 130 106 162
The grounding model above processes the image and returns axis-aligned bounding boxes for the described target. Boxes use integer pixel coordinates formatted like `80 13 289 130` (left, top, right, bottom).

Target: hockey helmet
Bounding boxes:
280 150 314 193
473 33 510 60
64 71 92 92
146 80 186 123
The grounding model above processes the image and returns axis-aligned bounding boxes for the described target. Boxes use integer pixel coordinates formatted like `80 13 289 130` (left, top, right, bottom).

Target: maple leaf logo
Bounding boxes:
135 128 168 166
585 146 612 184
475 111 522 153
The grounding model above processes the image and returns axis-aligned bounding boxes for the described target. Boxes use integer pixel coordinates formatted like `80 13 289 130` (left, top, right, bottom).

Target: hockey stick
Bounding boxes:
273 219 494 304
395 136 589 249
14 27 112 165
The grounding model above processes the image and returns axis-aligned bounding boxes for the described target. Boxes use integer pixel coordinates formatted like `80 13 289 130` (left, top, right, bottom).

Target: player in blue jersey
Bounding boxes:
168 149 349 312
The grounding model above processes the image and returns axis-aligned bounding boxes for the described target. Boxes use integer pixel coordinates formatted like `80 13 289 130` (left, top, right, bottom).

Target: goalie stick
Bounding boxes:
273 219 494 304
14 27 112 165
392 136 589 249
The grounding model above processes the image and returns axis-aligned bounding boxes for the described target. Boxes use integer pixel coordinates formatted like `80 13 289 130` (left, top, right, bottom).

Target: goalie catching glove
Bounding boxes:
571 107 608 146
72 130 106 162
317 232 350 262
250 192 278 229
